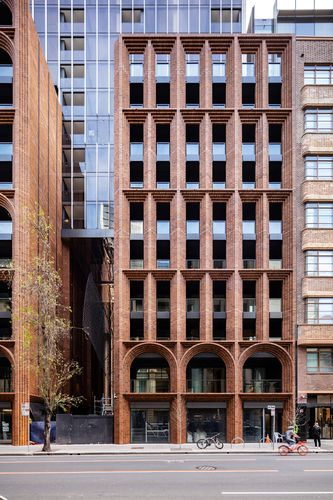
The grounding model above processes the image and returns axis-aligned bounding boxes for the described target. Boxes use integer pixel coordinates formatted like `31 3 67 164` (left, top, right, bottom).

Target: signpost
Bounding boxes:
21 403 30 453
267 405 276 449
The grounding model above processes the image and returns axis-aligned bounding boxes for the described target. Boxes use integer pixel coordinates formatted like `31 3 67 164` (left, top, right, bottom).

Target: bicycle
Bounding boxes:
278 441 309 456
197 433 224 450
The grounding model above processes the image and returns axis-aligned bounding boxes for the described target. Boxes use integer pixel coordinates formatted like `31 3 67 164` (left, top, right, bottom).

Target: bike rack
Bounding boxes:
230 436 245 448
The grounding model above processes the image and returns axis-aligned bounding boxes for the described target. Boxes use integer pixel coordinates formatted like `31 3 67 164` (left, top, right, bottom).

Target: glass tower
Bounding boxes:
30 0 244 237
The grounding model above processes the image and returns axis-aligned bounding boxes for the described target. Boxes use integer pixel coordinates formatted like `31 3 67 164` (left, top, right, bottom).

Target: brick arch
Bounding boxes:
0 194 14 218
0 32 14 62
122 343 178 392
180 343 236 393
0 0 14 22
239 343 293 393
0 344 14 367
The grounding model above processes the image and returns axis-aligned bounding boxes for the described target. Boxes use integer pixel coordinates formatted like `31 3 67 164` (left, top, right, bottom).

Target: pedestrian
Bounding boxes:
312 422 321 448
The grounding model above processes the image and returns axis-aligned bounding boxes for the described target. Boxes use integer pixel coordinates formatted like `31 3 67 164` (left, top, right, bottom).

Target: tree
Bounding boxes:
17 209 82 451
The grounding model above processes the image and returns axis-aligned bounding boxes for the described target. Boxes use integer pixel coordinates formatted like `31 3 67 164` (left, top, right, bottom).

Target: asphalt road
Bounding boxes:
0 453 333 500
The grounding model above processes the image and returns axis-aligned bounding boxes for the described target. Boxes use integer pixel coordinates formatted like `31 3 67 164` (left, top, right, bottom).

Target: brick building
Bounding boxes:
295 38 333 439
0 0 63 444
114 34 295 443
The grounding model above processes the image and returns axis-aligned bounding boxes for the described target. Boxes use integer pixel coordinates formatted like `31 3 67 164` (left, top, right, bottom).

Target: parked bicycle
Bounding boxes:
278 441 308 456
197 433 224 450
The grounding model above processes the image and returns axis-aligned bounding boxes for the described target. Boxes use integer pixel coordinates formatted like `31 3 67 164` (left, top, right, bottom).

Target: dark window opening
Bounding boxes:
156 240 170 269
242 83 255 108
213 161 226 189
243 240 256 269
212 83 225 107
156 161 170 189
156 83 170 107
130 161 143 189
213 240 226 268
0 3 12 25
186 161 199 189
269 83 281 108
130 83 143 107
186 83 200 108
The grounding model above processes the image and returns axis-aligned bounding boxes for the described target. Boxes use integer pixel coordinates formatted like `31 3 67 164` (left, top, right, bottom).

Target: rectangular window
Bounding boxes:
307 348 333 373
304 65 333 85
305 251 333 276
212 54 226 78
305 203 333 228
186 54 200 78
268 53 282 77
304 108 333 132
306 298 333 324
242 54 255 77
305 156 333 180
156 54 170 78
130 54 144 79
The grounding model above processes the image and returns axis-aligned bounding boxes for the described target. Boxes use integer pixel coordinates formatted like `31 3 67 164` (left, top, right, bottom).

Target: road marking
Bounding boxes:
0 458 257 464
0 469 279 476
221 493 333 496
305 469 333 472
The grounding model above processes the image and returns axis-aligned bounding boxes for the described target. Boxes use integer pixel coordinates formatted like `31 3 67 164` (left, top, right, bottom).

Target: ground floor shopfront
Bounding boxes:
127 399 287 444
0 402 12 443
303 395 333 440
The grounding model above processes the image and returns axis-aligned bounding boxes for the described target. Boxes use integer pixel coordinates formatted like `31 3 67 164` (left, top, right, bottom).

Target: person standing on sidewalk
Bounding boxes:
312 422 321 448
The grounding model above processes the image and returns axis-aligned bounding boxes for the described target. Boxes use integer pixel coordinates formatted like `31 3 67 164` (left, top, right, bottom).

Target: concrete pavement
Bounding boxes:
0 440 332 456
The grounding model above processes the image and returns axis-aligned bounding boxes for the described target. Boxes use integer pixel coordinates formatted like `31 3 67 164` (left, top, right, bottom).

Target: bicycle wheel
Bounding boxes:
278 445 290 456
297 445 308 456
214 439 224 449
197 439 207 450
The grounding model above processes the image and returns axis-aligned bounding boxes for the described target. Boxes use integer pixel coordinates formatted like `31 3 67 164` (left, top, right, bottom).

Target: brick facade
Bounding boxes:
114 35 295 444
0 0 63 445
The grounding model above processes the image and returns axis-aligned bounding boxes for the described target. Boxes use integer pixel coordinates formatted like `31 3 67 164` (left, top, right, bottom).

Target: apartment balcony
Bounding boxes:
269 298 282 318
157 298 170 319
131 379 169 393
213 298 226 318
243 298 256 318
130 298 143 318
186 379 226 393
243 379 282 393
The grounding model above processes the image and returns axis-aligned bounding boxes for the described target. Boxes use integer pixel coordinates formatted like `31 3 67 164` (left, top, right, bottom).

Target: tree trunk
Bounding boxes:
42 409 52 452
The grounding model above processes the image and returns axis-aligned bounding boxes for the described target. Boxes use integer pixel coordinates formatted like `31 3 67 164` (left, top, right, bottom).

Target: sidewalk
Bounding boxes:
0 441 332 456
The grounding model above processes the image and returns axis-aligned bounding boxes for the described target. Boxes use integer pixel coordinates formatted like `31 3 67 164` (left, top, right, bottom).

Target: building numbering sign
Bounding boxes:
21 402 30 417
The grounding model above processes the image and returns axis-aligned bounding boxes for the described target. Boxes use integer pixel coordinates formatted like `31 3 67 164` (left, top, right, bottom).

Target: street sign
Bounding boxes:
21 402 29 417
267 405 275 411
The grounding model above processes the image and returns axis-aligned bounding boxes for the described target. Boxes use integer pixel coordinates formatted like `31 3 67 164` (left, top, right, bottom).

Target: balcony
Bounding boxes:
243 379 282 393
157 298 170 318
131 378 169 393
186 378 226 393
213 259 226 269
243 298 256 318
130 298 143 318
186 298 200 318
213 298 226 318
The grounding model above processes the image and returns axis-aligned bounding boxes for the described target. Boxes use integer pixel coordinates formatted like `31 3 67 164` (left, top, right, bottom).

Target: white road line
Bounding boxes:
0 458 257 464
221 493 333 496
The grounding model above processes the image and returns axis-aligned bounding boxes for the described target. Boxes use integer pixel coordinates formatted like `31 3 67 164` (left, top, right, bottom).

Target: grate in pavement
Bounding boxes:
196 465 217 471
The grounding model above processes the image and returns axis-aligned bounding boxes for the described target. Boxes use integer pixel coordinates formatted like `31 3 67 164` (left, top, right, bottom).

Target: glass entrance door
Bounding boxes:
0 406 12 443
314 407 333 439
131 408 169 443
243 407 282 442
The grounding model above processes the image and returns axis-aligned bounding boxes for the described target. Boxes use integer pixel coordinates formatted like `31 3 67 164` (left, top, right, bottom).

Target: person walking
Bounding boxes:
312 422 321 448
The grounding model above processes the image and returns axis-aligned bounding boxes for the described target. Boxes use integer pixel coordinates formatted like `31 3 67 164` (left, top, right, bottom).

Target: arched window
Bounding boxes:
0 354 12 392
243 352 282 393
130 353 170 393
0 49 13 107
186 353 226 393
0 3 12 26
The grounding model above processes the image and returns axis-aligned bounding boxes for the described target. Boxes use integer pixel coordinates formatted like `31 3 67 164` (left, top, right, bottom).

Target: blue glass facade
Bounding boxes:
30 0 244 237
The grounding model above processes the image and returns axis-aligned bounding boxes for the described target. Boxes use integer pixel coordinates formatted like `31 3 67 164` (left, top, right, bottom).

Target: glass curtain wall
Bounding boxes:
30 0 243 234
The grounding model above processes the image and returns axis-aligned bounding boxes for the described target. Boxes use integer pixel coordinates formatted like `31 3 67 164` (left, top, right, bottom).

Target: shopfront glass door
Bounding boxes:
131 409 169 443
314 407 333 439
243 407 282 442
0 407 12 443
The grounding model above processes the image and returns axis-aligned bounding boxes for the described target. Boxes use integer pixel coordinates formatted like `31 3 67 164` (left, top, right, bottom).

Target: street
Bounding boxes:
0 453 333 499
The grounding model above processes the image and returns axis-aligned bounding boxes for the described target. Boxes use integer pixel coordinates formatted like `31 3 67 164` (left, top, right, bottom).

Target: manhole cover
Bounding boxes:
196 465 217 471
